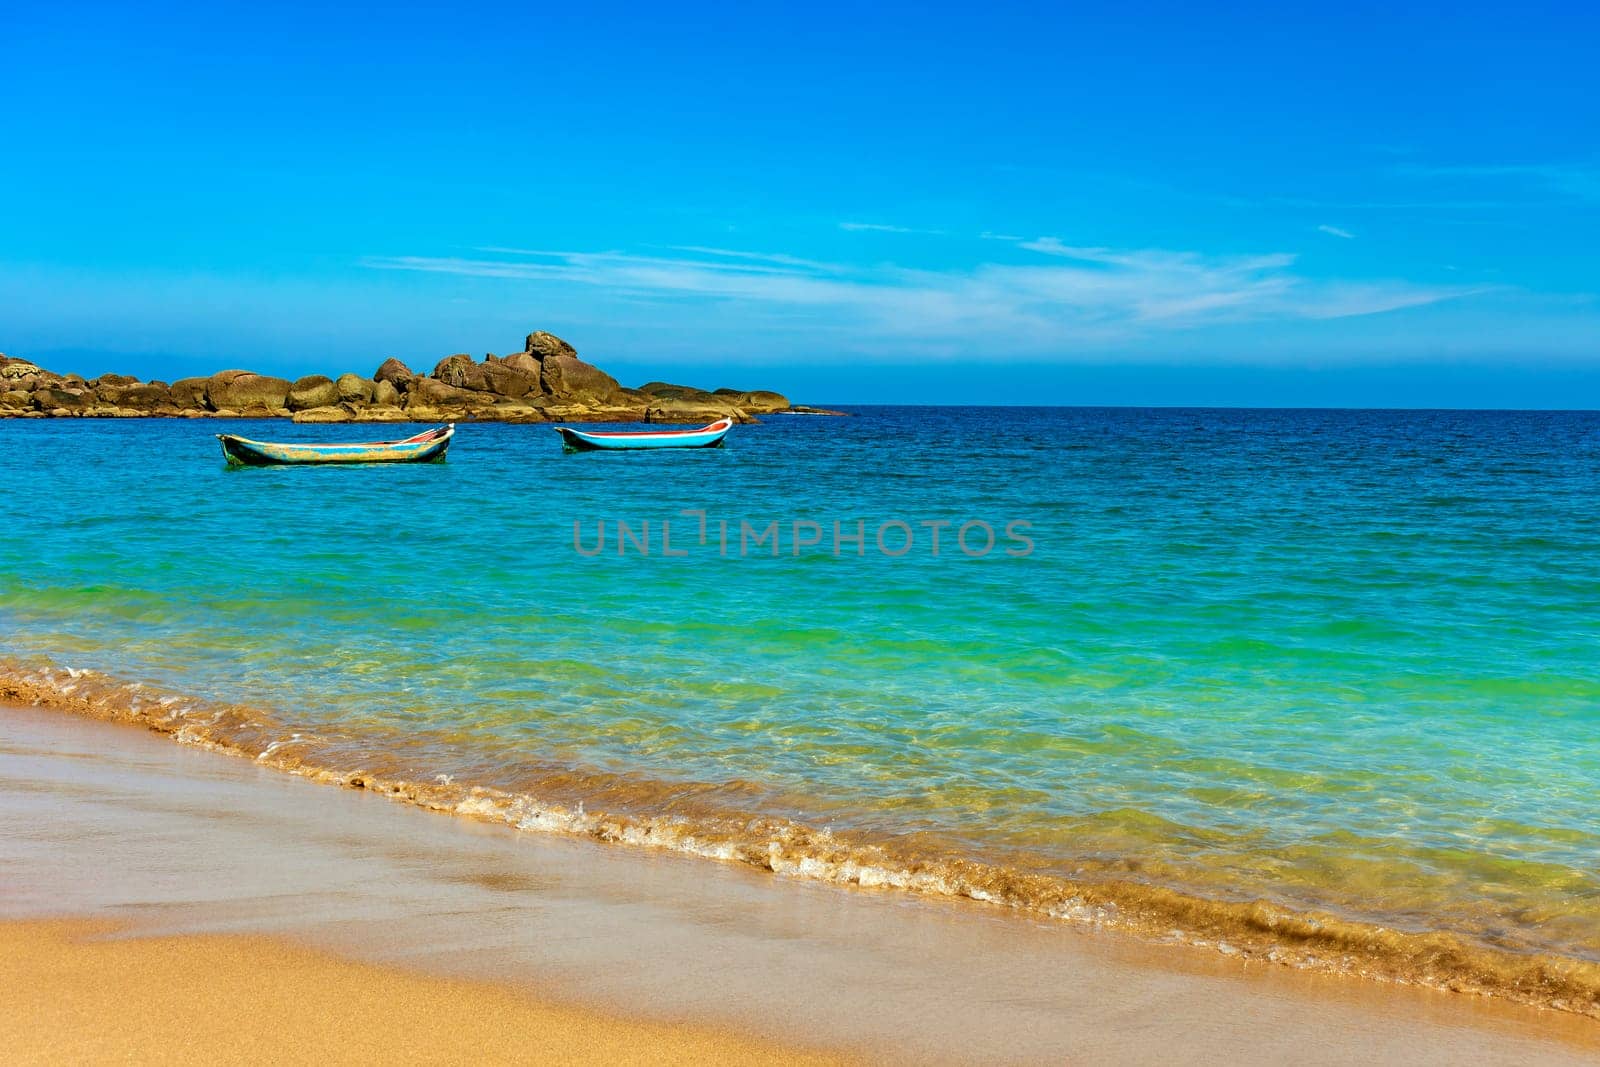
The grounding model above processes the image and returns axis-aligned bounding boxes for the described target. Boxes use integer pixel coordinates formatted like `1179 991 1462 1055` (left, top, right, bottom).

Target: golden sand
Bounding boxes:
0 919 852 1066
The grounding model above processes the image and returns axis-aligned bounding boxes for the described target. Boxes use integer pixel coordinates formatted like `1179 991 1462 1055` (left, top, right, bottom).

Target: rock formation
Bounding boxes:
0 335 799 423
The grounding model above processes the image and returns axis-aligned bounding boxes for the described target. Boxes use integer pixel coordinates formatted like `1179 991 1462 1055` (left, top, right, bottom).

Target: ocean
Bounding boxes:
4 408 1598 1011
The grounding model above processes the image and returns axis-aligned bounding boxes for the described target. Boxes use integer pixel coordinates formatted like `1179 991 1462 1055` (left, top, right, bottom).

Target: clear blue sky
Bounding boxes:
4 1 1599 405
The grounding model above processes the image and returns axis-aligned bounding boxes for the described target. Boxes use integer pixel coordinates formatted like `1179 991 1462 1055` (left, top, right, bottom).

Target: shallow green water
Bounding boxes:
3 409 1599 960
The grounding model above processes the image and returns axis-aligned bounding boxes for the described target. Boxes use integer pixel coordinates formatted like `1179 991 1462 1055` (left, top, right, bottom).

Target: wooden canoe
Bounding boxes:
216 424 455 466
556 417 733 452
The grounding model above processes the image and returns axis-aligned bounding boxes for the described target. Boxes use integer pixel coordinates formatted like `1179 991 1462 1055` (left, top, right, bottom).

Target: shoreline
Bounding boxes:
4 658 1599 1024
4 681 1600 1061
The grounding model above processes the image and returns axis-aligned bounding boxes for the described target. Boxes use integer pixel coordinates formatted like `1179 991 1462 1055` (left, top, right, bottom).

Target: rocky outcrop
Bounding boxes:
0 356 44 381
169 378 210 409
432 354 490 392
524 331 575 362
727 390 789 414
405 376 478 409
541 351 621 403
373 358 414 386
287 375 340 410
481 361 541 398
336 373 375 404
372 379 402 407
207 370 292 412
0 331 793 422
644 395 744 424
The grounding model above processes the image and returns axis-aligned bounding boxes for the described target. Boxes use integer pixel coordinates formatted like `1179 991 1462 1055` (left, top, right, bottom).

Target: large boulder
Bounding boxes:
169 377 210 409
374 358 415 386
356 407 408 422
524 331 577 361
405 377 476 409
206 370 291 411
90 373 140 393
502 352 541 376
287 375 340 410
35 386 91 411
643 395 744 424
733 389 789 414
0 357 41 381
336 373 375 404
96 381 172 409
291 404 355 423
1 390 34 410
372 379 402 407
542 352 621 403
481 360 542 398
638 381 707 400
432 354 491 392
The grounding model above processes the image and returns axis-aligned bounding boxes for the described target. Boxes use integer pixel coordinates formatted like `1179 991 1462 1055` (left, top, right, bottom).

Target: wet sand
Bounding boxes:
4 703 1598 1065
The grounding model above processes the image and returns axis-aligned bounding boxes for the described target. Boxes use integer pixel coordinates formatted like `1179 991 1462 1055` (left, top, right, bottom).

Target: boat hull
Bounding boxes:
557 418 733 452
217 425 454 466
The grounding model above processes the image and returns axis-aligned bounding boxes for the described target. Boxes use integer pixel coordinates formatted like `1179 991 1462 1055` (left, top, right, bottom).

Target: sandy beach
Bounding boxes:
0 919 848 1066
4 702 1598 1065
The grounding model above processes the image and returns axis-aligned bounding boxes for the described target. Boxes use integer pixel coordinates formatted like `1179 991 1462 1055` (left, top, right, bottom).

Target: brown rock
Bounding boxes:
502 352 541 375
481 361 542 398
36 386 91 411
336 373 375 404
524 331 577 361
169 377 210 409
432 354 490 391
288 375 340 410
372 379 402 407
291 405 354 423
542 352 621 403
206 370 292 411
734 390 789 414
405 377 475 409
96 382 172 408
643 395 744 424
638 381 701 399
0 357 42 381
587 403 649 422
1 390 33 410
374 358 415 386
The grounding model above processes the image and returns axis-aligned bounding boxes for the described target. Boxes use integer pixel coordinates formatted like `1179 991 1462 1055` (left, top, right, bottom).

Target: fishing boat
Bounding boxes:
556 417 733 452
216 424 455 466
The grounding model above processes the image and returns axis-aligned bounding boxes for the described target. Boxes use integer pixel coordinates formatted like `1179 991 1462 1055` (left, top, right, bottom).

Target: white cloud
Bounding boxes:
1398 161 1600 202
1317 225 1356 239
364 239 1478 352
839 221 943 235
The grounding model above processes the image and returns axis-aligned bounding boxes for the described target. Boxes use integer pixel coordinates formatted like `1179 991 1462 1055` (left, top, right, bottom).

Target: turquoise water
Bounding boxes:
3 409 1600 967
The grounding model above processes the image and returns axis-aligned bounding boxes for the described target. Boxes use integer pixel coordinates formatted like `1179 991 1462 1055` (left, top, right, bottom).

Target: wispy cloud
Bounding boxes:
1317 225 1356 239
839 221 944 235
365 240 1478 352
1397 161 1600 201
